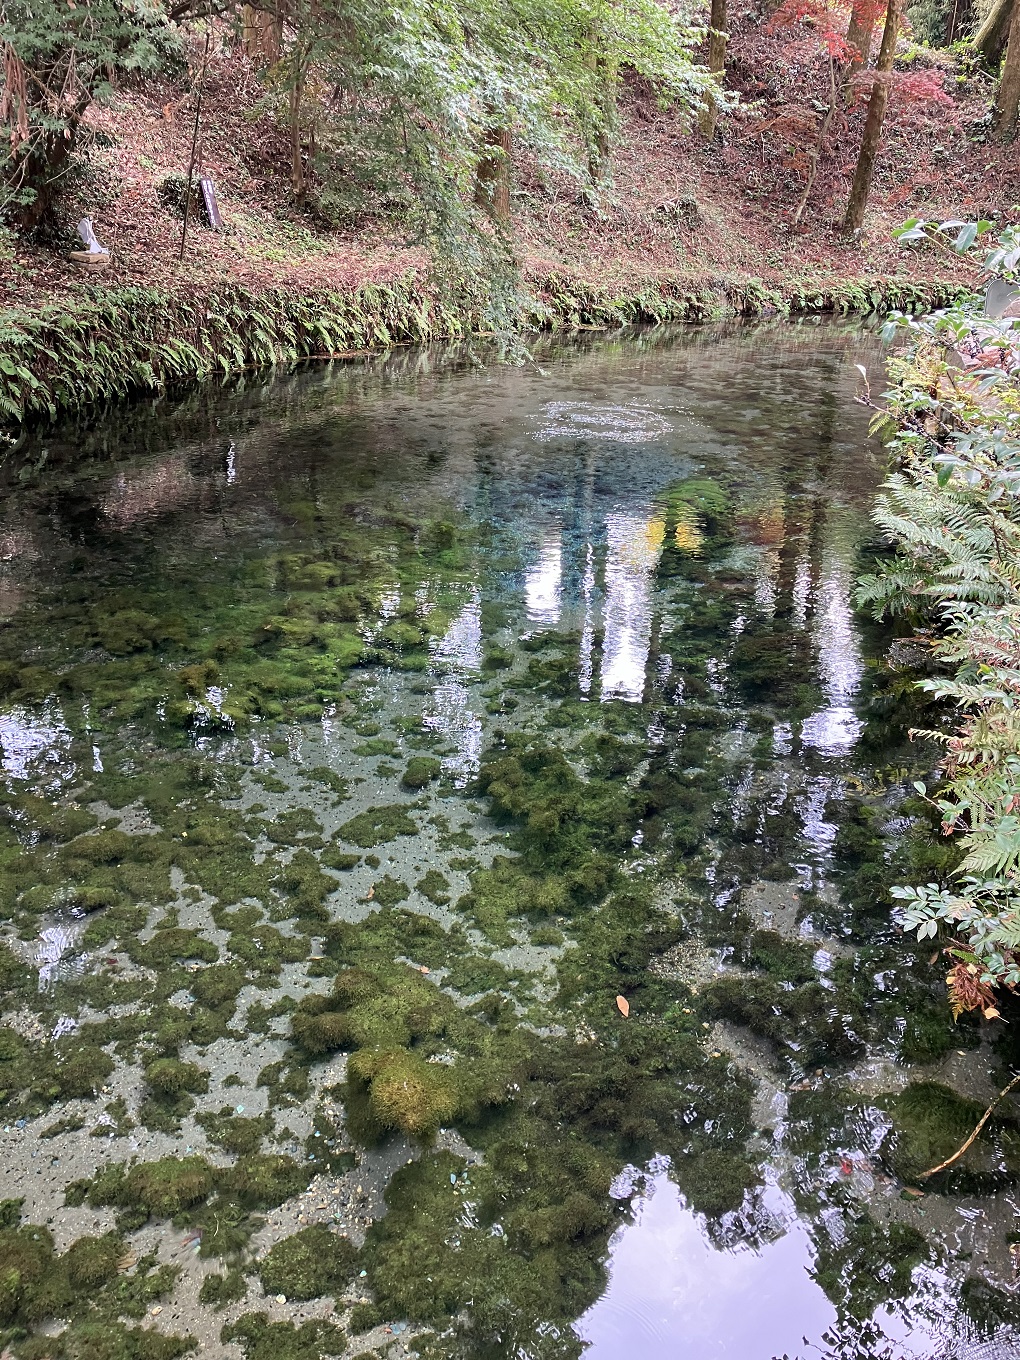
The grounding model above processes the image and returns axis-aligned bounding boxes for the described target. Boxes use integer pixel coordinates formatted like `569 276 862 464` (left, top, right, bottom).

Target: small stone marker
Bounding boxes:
69 217 110 271
199 175 222 229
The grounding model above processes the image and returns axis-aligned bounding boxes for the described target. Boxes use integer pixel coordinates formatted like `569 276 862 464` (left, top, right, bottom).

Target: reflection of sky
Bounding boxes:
576 1177 836 1358
801 542 865 756
0 702 75 785
424 591 482 785
576 1175 980 1360
600 513 663 704
524 531 563 627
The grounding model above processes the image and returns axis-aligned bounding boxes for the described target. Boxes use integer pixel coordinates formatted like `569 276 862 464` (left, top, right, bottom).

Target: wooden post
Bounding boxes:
475 121 512 222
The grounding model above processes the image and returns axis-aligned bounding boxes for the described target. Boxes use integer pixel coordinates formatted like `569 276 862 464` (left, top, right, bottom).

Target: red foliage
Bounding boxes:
891 69 955 109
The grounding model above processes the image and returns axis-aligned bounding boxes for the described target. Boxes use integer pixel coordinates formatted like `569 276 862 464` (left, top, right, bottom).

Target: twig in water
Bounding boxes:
917 1070 1020 1179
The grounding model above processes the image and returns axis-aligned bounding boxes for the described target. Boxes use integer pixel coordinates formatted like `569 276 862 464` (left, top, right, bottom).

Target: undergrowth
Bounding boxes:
0 272 965 425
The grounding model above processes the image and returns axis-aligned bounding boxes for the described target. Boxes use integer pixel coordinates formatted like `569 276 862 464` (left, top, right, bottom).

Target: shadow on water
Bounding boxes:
1 318 1019 1360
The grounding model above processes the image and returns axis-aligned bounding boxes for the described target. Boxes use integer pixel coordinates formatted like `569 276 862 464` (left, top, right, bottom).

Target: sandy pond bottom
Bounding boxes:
1 321 1019 1360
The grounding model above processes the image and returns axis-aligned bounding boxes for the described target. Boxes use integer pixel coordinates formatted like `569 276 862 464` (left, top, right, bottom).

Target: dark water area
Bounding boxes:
1 321 1019 1360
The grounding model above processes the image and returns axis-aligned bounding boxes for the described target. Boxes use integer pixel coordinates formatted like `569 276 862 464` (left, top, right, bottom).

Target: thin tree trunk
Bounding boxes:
845 3 876 62
698 0 728 139
842 0 900 235
290 53 306 199
973 0 1014 65
793 55 836 226
992 0 1020 134
475 121 512 222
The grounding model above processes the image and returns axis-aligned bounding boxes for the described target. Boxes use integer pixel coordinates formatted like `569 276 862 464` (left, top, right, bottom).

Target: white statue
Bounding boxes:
77 218 108 256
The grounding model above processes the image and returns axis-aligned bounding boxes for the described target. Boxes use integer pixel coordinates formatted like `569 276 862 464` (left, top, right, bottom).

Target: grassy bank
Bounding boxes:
1 271 967 426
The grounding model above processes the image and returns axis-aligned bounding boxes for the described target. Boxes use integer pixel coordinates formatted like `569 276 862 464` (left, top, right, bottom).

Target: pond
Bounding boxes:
1 321 1019 1360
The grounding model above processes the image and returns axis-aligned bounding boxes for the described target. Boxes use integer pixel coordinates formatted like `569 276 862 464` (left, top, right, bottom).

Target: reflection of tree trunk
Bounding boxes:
992 0 1020 135
698 0 728 139
974 0 1014 66
475 120 512 222
842 0 900 235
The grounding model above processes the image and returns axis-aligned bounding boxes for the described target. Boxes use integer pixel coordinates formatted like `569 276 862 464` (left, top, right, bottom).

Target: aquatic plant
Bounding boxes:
257 1225 359 1300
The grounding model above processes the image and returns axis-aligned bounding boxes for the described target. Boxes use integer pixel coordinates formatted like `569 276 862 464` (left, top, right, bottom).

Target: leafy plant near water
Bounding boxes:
0 275 965 426
857 218 1020 1015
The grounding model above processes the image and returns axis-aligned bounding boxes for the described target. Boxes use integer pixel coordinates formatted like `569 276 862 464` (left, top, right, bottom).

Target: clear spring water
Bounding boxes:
1 320 1019 1360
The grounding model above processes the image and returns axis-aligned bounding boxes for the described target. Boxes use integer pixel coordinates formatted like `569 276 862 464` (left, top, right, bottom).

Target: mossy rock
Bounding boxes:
257 1225 359 1300
401 757 442 790
336 804 418 848
221 1313 347 1360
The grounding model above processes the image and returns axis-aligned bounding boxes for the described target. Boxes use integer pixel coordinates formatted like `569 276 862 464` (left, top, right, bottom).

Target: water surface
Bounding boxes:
1 322 1018 1360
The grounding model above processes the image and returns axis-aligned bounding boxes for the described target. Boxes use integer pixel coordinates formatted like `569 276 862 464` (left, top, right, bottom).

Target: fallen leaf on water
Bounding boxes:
616 995 629 1017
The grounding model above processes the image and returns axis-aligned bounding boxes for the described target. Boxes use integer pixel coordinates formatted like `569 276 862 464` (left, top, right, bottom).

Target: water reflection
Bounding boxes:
3 322 1012 1359
577 1175 838 1359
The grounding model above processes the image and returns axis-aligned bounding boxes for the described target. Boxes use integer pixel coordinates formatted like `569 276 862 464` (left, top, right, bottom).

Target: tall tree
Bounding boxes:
842 0 900 235
697 0 728 138
0 0 177 234
972 0 1014 67
991 0 1020 135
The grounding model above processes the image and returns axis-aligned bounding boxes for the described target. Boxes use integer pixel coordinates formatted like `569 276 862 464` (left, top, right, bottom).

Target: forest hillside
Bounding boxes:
2 0 1019 312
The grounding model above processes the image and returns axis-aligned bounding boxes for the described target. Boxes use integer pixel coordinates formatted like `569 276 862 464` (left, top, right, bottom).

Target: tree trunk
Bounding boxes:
698 0 729 139
842 0 900 235
475 122 512 222
845 3 876 63
973 0 1014 66
290 55 306 199
992 0 1020 134
241 5 282 62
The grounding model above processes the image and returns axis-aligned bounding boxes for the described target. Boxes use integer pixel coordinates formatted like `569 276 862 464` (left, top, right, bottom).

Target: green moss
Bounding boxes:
353 738 399 757
65 1234 122 1288
225 1155 310 1209
416 869 450 905
300 766 350 799
57 1045 115 1099
198 1267 247 1309
257 1225 359 1301
370 876 409 908
346 1047 460 1141
144 1059 208 1096
699 975 866 1067
190 964 245 1010
529 925 564 946
320 848 360 871
197 1111 274 1157
743 929 816 983
336 804 418 848
401 757 442 790
221 1313 347 1360
881 1082 1019 1191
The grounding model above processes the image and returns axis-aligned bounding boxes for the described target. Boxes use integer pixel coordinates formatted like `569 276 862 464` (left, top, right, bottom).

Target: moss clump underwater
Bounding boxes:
881 1082 1020 1193
0 1203 193 1359
257 1225 359 1300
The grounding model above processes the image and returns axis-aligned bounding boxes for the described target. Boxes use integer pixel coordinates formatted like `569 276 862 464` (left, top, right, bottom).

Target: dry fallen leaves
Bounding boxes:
615 995 629 1017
